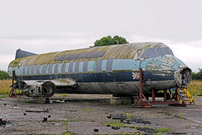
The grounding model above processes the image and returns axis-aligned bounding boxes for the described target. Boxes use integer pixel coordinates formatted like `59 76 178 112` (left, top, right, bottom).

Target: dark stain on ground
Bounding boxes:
0 119 7 126
111 114 151 125
108 114 156 133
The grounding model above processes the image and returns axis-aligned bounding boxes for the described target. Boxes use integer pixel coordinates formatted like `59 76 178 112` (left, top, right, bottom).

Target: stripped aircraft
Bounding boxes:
8 42 191 98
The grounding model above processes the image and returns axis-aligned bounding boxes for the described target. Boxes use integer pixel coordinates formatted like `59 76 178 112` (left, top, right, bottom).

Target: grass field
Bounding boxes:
0 79 202 97
187 80 202 96
0 79 12 94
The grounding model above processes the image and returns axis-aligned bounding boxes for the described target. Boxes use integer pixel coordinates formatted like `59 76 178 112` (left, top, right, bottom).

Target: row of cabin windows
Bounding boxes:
15 59 114 76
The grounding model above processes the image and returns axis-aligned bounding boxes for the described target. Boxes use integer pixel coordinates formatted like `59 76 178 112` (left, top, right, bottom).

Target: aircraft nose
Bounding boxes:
174 66 192 87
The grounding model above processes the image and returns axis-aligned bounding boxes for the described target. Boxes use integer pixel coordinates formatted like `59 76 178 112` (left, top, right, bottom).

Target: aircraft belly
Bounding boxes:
77 81 140 95
145 80 176 90
77 79 176 95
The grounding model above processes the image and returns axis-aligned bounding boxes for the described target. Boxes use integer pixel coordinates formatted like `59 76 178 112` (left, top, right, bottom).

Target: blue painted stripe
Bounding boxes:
17 71 174 83
112 59 140 70
15 59 141 76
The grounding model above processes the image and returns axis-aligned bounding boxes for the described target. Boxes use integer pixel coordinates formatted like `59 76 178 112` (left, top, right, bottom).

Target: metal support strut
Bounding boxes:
9 70 23 98
134 68 186 108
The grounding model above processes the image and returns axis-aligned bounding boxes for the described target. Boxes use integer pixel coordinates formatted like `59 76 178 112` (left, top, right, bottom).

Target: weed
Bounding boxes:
59 132 75 135
155 128 172 133
126 113 131 120
61 94 68 98
133 126 137 134
186 123 188 129
81 109 94 111
163 111 170 115
179 113 184 119
64 118 72 132
66 118 71 122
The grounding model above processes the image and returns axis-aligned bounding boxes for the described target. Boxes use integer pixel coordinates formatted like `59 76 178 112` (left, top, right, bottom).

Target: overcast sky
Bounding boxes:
0 0 202 72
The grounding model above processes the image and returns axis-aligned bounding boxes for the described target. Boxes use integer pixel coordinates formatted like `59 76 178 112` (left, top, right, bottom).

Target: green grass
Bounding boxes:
126 113 131 120
59 132 75 135
81 109 94 111
163 111 170 115
155 128 172 133
179 113 184 119
188 80 202 96
61 94 68 98
103 121 124 128
0 94 8 98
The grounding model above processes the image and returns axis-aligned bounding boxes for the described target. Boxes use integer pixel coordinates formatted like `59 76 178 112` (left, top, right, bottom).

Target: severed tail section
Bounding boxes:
15 49 37 59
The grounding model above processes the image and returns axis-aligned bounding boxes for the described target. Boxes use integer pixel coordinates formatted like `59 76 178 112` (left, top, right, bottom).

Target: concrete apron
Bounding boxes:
34 97 49 104
110 96 138 105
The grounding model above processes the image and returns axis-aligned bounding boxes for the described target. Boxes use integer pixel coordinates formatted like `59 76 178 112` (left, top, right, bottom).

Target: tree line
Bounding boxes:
0 70 11 80
191 68 202 80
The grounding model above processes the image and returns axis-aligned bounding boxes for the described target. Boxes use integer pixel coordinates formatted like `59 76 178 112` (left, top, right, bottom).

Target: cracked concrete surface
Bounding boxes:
0 94 202 135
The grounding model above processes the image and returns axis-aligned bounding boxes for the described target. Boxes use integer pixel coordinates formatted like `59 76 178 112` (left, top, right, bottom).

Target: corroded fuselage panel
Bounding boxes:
8 42 191 97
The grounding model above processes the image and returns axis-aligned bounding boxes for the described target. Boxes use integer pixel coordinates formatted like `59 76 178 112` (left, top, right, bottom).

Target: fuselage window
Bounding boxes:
83 61 88 73
106 59 113 72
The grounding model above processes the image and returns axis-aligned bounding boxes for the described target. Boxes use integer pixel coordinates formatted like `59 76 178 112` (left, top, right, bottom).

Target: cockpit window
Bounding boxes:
140 47 173 58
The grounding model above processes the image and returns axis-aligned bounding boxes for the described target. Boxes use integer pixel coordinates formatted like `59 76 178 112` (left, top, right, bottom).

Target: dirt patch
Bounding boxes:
0 94 202 134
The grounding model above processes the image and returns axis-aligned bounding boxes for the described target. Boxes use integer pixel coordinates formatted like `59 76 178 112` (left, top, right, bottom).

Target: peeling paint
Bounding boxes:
8 42 192 97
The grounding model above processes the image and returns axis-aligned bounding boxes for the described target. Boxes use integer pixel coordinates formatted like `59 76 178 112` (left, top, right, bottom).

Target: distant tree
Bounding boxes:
191 72 197 80
93 35 128 47
191 68 202 80
0 70 11 80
